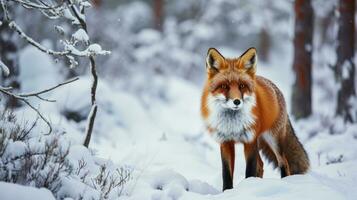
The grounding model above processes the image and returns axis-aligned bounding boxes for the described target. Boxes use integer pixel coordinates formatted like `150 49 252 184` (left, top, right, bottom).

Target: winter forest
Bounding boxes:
0 0 356 199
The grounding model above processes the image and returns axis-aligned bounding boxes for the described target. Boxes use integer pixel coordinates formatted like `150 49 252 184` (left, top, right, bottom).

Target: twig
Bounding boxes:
0 0 11 21
18 77 79 97
23 100 53 134
34 95 56 102
0 77 79 134
10 0 63 10
0 87 52 134
67 0 87 31
8 21 71 56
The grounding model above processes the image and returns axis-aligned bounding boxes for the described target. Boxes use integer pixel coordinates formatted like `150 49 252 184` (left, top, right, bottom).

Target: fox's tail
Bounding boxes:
281 118 310 174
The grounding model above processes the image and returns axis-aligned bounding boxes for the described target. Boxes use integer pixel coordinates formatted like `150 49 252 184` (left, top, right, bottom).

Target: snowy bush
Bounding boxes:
84 163 131 199
0 109 71 192
0 108 131 199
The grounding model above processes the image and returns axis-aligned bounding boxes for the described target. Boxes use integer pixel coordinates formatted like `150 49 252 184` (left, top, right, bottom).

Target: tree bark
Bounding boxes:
291 0 314 119
335 0 356 123
92 0 101 8
153 0 164 31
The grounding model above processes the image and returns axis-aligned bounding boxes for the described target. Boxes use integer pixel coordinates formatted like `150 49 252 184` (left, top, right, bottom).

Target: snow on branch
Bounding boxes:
9 21 110 58
0 59 10 76
9 21 70 56
72 28 89 43
4 0 110 65
10 0 63 10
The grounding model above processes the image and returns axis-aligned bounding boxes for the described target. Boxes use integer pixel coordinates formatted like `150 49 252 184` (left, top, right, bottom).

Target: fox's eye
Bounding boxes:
220 84 228 90
239 84 245 89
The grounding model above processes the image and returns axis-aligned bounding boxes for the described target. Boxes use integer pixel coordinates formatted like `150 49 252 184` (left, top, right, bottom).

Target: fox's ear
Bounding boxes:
206 48 225 73
240 47 257 74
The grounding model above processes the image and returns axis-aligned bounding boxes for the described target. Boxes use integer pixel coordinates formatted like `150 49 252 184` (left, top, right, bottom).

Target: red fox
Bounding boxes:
201 47 309 191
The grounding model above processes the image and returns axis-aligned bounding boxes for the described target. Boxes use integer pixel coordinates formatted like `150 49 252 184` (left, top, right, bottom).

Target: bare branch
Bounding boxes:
0 87 52 134
67 0 87 31
0 0 11 21
18 77 79 97
10 0 63 10
8 21 71 56
0 77 79 134
23 100 53 134
34 95 56 102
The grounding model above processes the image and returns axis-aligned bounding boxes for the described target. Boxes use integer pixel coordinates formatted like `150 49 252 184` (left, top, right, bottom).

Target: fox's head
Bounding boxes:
205 47 257 111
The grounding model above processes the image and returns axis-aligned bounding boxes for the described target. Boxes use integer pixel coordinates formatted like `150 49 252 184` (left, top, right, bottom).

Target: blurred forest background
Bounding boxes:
1 0 356 122
0 0 357 200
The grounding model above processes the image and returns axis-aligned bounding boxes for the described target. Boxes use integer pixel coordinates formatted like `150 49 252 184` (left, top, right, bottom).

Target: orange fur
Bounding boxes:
201 48 280 140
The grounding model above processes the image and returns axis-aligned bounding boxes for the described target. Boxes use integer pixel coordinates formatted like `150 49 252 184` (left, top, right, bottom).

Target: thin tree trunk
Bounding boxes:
153 0 164 31
291 0 314 119
83 56 98 148
259 28 271 62
335 0 356 123
66 0 99 148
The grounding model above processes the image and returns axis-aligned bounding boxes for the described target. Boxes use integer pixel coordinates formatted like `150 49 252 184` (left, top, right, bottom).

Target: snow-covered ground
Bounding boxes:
0 182 55 200
2 46 356 200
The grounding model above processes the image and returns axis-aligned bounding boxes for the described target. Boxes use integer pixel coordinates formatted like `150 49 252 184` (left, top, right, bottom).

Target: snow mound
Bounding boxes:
0 182 55 200
211 175 347 200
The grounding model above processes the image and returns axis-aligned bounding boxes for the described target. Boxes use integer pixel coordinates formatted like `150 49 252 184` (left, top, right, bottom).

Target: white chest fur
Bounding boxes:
207 95 256 143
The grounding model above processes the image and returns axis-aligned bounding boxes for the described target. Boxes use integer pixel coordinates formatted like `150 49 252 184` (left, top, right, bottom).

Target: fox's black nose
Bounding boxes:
233 99 241 106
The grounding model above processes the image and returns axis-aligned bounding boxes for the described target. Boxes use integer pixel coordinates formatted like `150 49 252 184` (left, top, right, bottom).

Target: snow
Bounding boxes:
0 59 10 76
63 8 80 25
64 43 110 57
0 182 55 200
54 25 65 36
72 28 89 42
19 45 60 93
80 1 92 8
136 29 161 45
342 60 352 80
58 177 101 200
28 73 355 200
87 43 110 55
8 44 356 200
3 140 27 158
305 43 312 52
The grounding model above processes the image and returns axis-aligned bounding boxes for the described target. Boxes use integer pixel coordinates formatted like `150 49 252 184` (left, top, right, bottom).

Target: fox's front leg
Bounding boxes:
244 140 264 178
220 141 235 191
